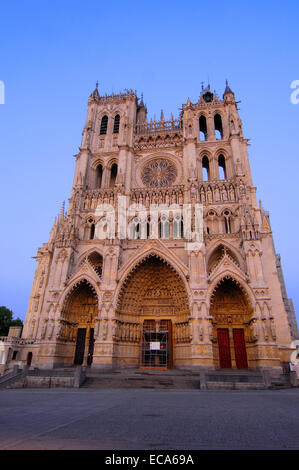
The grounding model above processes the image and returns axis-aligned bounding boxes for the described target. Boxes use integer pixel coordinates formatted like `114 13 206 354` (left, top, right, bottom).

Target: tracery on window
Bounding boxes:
142 159 177 188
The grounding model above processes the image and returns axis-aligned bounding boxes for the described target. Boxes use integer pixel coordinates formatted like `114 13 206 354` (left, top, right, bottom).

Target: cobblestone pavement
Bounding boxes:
0 388 298 450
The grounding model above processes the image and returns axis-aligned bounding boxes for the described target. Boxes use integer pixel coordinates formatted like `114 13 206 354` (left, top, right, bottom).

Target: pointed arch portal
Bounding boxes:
115 255 190 368
210 277 252 369
61 279 98 366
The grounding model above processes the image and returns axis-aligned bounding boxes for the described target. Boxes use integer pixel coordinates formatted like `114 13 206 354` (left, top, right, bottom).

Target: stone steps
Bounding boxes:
81 374 201 389
1 366 295 390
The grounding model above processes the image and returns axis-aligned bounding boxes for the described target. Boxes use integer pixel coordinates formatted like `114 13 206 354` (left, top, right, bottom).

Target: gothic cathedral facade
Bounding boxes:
17 83 298 372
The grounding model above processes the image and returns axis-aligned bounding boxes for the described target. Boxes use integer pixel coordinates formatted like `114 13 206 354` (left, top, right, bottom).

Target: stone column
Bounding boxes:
92 297 115 370
207 113 215 142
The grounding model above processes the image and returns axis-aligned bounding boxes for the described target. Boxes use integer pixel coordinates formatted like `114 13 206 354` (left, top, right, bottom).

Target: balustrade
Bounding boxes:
135 119 182 135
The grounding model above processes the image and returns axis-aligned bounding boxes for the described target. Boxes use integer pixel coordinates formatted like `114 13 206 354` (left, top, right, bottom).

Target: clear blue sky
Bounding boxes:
0 0 298 326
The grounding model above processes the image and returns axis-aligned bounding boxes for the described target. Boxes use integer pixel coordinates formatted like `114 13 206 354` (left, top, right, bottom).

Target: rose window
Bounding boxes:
142 159 177 188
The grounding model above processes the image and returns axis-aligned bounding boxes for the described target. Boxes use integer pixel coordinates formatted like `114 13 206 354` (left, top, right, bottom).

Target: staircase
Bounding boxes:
267 371 293 390
0 366 26 389
0 366 75 389
81 369 201 390
202 369 266 390
81 367 297 390
0 366 296 390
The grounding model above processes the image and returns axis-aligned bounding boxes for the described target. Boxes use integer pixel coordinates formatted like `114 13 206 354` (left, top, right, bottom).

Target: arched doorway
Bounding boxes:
115 255 190 369
210 277 252 369
61 280 98 366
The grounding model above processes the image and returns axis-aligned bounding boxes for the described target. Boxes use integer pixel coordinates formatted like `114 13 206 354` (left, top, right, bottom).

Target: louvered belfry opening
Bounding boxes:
113 114 120 133
100 115 108 134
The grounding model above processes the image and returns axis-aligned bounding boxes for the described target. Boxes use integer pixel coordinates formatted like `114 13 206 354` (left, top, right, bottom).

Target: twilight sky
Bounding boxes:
0 0 298 326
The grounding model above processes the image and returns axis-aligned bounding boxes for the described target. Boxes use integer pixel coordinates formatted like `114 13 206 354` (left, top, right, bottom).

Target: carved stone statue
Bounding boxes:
270 318 276 340
41 321 48 339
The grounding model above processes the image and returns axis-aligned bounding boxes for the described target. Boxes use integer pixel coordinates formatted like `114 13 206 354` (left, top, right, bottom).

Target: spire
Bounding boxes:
223 79 234 98
90 81 99 99
58 201 65 224
160 109 164 121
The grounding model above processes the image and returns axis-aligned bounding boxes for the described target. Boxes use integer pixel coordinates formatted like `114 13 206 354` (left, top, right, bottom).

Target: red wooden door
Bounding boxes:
217 328 231 368
233 328 248 369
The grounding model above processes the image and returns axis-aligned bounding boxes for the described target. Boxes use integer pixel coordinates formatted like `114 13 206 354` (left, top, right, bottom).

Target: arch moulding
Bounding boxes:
208 270 256 314
115 243 191 309
58 274 101 314
206 239 246 272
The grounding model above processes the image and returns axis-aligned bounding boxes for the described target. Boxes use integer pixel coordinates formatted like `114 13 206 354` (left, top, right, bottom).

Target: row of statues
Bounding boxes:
39 315 277 345
82 182 239 212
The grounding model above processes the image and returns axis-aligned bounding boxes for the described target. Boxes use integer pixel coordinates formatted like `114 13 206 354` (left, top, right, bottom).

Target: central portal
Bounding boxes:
140 319 173 369
115 255 190 368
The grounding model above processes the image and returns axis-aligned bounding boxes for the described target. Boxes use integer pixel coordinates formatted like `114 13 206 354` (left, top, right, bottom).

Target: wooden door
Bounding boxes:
217 328 231 368
233 328 248 369
74 328 86 365
160 320 173 369
87 328 94 366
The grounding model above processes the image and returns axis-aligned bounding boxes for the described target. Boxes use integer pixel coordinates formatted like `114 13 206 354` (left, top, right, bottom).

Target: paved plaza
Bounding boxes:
0 388 298 450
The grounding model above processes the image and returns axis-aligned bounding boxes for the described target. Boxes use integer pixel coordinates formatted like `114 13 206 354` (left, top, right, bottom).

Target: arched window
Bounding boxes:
110 163 118 187
100 115 108 135
113 114 120 134
160 214 170 239
214 114 223 140
202 156 210 181
158 220 162 238
173 214 182 239
90 224 95 240
199 115 207 141
96 164 103 188
218 154 226 180
130 217 141 240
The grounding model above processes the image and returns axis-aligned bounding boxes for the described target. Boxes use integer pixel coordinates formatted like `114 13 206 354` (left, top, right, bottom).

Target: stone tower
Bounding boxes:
8 81 298 372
